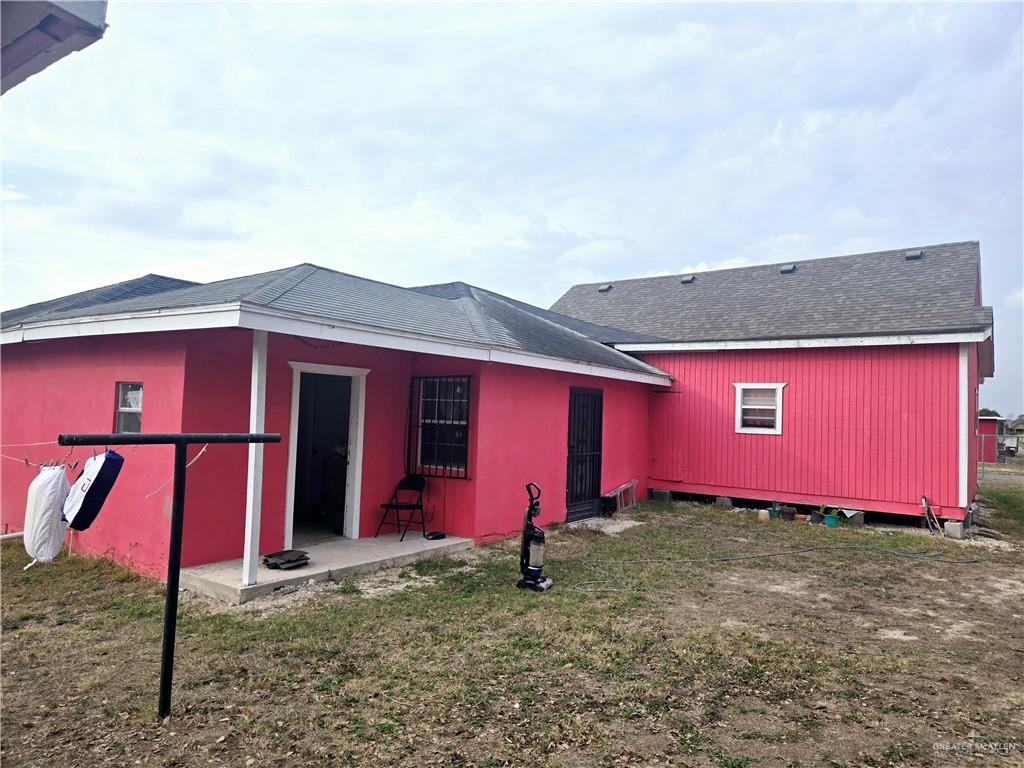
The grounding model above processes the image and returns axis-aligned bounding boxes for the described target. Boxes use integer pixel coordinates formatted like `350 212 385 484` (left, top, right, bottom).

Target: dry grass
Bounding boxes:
2 500 1023 767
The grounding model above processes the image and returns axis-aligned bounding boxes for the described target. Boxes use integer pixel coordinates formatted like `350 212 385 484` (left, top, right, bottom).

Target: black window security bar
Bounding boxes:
406 375 470 479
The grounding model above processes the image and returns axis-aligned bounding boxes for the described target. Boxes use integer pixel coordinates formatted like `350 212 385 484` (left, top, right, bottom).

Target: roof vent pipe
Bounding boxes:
597 284 613 293
779 264 796 274
904 250 924 261
679 275 696 284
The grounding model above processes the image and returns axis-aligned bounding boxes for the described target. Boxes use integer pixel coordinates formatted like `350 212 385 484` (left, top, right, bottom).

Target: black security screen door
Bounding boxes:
566 388 603 522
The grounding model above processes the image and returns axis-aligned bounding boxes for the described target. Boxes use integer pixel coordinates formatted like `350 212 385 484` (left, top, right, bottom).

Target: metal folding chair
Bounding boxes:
375 474 427 541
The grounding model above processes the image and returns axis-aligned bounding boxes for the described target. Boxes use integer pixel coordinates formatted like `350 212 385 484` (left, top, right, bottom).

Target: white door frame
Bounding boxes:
284 361 370 547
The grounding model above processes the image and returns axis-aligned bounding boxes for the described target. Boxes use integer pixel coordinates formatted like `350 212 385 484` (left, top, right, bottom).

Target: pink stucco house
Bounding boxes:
1 241 994 591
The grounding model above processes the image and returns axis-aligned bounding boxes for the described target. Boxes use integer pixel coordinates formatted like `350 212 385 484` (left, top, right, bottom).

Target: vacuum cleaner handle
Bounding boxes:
526 482 541 503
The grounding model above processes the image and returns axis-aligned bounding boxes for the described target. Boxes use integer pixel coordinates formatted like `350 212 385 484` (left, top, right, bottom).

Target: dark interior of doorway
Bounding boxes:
294 372 351 538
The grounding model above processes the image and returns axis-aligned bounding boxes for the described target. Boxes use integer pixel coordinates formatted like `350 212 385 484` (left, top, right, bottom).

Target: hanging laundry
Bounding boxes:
23 466 71 565
63 450 124 531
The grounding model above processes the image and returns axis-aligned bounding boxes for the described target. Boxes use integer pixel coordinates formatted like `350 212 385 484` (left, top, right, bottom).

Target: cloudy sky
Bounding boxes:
2 2 1021 412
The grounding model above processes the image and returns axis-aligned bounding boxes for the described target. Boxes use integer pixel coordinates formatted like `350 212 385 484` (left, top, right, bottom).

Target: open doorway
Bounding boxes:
293 372 351 541
285 362 369 548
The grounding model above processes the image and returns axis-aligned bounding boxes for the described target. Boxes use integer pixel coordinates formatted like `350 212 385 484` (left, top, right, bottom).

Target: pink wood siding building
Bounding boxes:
643 344 976 520
552 241 995 524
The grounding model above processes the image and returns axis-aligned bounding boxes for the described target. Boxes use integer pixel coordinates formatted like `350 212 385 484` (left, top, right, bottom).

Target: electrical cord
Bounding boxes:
570 543 982 592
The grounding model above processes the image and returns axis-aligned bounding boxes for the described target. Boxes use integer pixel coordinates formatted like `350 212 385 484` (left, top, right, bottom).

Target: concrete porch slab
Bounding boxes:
181 533 473 604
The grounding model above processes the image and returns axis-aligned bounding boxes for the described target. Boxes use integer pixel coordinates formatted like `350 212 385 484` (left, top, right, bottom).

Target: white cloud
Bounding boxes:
1 2 1021 410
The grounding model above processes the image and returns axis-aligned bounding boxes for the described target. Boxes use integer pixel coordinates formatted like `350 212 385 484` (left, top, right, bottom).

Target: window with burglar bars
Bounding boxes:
407 376 471 478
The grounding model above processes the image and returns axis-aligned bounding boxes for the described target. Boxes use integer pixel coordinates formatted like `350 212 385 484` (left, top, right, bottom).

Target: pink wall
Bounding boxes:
408 354 482 538
0 327 655 574
977 418 999 464
179 328 254 566
259 335 415 548
1 334 187 577
0 327 648 574
642 344 967 519
473 363 650 539
251 341 651 546
248 336 489 547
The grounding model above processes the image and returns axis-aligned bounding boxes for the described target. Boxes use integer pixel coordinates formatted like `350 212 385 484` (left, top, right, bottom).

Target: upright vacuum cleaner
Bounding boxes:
517 482 553 592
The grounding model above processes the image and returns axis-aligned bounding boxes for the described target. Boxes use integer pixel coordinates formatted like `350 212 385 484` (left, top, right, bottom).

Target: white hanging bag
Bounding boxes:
23 466 71 568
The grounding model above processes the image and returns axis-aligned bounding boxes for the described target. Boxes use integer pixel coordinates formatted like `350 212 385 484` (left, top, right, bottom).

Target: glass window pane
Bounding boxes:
117 382 143 410
741 408 776 428
116 411 142 433
741 388 775 408
420 393 436 422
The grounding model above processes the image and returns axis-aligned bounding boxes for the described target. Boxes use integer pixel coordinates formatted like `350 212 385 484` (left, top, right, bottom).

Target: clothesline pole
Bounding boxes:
159 442 188 719
56 432 281 720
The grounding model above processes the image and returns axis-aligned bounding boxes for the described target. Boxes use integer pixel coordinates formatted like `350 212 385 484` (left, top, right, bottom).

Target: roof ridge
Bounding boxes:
289 261 460 297
472 284 651 338
245 264 320 306
413 280 471 291
414 280 654 339
476 289 668 376
567 240 981 289
453 290 496 342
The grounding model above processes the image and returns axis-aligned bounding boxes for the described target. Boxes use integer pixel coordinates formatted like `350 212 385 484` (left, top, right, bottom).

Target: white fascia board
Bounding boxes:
1 304 243 344
240 306 672 386
0 300 670 386
486 349 671 386
238 306 492 361
615 329 992 353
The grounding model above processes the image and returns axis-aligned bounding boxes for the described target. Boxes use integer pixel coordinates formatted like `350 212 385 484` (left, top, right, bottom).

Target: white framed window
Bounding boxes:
115 382 143 433
733 383 785 435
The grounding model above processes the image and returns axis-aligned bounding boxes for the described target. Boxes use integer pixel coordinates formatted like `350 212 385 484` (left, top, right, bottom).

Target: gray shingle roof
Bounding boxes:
0 274 197 326
3 265 664 377
549 241 993 343
412 281 665 344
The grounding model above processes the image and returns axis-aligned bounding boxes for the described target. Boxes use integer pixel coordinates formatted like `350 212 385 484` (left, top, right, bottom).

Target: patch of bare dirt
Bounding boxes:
566 516 645 535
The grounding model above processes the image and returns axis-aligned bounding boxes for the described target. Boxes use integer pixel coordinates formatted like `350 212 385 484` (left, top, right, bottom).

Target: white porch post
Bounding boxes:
242 330 268 587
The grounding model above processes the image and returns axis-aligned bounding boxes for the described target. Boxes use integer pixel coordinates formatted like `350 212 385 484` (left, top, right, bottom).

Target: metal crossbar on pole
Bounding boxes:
57 432 281 719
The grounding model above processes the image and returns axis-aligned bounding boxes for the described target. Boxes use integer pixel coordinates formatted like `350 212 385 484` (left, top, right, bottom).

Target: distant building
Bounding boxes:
977 416 1003 463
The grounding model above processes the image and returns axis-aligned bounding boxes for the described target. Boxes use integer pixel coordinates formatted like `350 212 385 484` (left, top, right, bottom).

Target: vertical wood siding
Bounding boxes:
643 344 963 516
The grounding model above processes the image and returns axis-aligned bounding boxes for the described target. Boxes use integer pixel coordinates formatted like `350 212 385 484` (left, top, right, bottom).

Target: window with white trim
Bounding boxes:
733 383 785 434
115 382 143 433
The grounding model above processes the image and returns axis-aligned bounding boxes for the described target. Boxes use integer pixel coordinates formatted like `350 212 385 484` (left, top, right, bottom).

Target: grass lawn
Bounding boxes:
976 476 1024 541
3 499 1023 768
